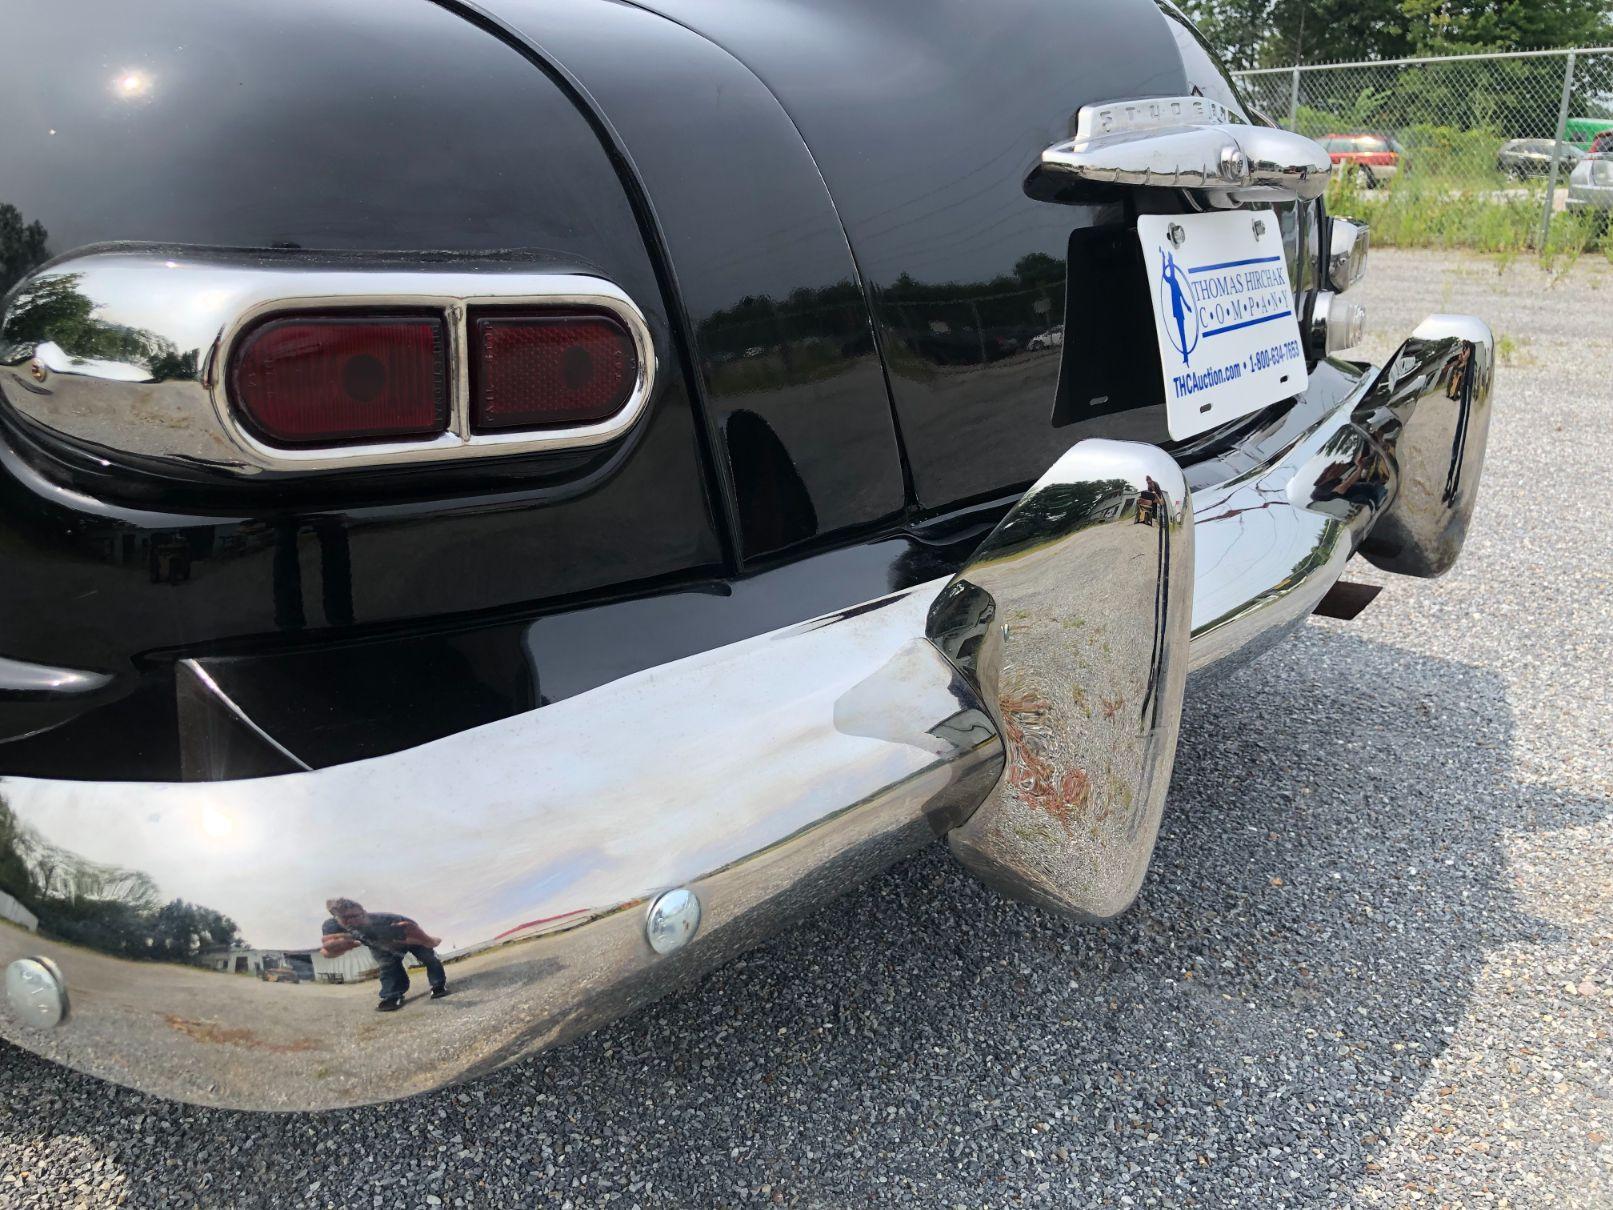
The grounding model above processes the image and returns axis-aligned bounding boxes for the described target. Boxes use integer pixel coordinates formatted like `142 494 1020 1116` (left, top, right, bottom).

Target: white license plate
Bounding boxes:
1137 209 1308 440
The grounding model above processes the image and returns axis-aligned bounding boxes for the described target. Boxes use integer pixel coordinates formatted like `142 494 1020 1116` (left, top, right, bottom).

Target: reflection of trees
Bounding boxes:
0 796 243 960
697 279 868 363
991 478 1133 556
885 252 1065 326
0 202 49 297
692 251 1068 376
2 271 198 381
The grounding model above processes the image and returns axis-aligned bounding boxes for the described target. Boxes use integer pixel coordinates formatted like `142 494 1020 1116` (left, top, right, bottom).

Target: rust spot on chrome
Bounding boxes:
1000 688 1091 831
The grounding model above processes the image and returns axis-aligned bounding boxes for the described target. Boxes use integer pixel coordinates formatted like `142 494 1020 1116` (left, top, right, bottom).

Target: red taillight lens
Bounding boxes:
470 313 637 431
230 316 448 446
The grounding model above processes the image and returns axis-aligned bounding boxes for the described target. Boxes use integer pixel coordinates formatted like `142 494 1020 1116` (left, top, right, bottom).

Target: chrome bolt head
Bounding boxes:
1167 223 1186 248
645 887 701 955
6 957 68 1029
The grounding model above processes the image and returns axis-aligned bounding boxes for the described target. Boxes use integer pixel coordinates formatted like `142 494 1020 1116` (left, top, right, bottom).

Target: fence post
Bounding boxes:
1541 50 1577 251
1288 66 1301 129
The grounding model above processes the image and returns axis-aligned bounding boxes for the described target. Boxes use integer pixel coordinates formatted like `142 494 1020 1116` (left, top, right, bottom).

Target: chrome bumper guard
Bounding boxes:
0 316 1492 1110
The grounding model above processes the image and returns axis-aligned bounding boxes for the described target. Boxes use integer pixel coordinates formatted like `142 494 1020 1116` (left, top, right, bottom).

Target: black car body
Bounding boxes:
0 0 1492 1109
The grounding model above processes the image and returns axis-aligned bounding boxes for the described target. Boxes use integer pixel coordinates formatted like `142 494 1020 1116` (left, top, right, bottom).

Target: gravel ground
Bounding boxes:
2 249 1609 1207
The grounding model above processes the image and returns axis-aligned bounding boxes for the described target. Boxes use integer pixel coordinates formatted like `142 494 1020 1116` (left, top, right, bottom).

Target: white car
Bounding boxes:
1566 154 1613 223
1027 324 1064 351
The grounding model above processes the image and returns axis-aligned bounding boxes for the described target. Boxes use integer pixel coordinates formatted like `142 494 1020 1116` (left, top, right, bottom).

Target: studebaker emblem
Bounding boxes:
1042 95 1333 202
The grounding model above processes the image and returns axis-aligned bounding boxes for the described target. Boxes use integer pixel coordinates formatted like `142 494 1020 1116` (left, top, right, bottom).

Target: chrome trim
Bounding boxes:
1327 217 1370 292
0 585 1004 1109
0 656 112 698
0 316 1494 1109
931 441 1193 920
1360 315 1496 579
1310 291 1367 356
1042 98 1332 202
1188 361 1389 674
0 250 657 473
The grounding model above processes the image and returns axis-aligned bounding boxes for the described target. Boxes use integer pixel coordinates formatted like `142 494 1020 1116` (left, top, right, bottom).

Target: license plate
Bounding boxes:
1137 209 1308 441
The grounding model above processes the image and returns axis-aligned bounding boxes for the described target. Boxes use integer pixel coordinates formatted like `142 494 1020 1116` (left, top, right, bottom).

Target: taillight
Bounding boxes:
470 313 637 431
229 316 448 446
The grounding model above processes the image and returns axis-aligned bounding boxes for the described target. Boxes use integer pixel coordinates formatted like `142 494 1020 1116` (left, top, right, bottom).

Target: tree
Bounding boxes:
1178 0 1613 67
0 203 49 295
149 899 243 961
1179 0 1412 68
1264 0 1415 66
1401 0 1612 55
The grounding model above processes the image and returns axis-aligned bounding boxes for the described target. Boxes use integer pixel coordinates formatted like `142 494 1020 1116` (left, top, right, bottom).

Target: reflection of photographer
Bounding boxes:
321 897 450 1012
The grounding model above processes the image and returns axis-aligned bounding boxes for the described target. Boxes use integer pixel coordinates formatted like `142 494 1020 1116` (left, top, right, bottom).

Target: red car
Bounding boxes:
1322 132 1406 188
1590 130 1613 156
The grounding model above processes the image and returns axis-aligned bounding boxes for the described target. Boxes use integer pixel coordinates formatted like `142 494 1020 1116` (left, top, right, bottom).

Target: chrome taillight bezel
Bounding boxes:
0 251 657 475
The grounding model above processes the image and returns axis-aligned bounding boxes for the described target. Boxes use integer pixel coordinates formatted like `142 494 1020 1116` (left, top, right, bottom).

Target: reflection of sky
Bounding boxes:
0 589 954 953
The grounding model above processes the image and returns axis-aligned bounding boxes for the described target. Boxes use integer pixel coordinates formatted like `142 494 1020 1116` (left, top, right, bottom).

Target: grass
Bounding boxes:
1327 172 1613 270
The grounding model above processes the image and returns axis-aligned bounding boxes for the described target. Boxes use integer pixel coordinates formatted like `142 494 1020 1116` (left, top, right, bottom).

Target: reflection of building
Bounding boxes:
0 889 39 933
197 945 380 984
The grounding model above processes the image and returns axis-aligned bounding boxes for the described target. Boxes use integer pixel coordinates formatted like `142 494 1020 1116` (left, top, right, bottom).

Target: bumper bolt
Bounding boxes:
645 887 701 955
5 957 69 1029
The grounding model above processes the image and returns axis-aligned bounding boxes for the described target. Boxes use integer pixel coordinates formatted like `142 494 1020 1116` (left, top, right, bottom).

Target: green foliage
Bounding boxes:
1179 0 1412 69
1326 172 1609 259
1401 0 1613 57
1178 0 1612 68
1399 124 1511 180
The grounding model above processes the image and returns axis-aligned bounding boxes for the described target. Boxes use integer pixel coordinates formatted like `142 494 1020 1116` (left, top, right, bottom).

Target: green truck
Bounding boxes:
1565 117 1613 150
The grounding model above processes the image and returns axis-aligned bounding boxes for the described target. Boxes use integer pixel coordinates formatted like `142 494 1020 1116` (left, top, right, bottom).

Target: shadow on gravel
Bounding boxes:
1 625 1606 1206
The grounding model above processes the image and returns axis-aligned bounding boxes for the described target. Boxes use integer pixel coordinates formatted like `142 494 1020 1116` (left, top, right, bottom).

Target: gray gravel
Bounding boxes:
2 249 1610 1207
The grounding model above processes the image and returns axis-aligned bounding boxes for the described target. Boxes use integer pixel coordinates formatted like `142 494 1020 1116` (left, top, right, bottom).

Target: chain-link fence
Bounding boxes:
1234 48 1613 251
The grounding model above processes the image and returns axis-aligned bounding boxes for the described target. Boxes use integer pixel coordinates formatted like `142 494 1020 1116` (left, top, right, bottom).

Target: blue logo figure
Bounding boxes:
1158 248 1198 367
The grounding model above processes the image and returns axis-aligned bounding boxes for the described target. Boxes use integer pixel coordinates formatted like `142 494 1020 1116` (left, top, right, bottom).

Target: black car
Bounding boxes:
0 0 1493 1110
1498 137 1584 179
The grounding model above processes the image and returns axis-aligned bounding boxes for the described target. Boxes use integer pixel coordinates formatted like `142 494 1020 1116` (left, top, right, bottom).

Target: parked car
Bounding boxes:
1566 152 1613 227
1322 133 1406 187
1590 130 1613 157
1497 138 1584 179
1027 324 1065 351
0 0 1492 1111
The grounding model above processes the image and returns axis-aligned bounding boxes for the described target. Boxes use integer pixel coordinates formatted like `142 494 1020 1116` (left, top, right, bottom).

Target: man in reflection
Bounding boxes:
320 897 450 1012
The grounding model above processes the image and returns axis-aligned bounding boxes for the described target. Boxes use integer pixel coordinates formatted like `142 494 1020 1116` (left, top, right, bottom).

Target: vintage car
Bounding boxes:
0 0 1491 1110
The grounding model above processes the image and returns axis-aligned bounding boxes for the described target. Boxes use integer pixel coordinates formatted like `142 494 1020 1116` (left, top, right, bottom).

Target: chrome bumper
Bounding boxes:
0 315 1493 1110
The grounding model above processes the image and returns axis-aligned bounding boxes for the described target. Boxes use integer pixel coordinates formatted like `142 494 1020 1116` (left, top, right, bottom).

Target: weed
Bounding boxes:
1327 173 1608 266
